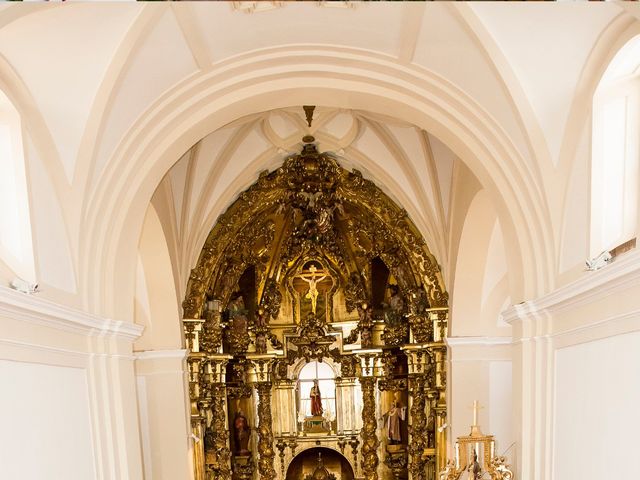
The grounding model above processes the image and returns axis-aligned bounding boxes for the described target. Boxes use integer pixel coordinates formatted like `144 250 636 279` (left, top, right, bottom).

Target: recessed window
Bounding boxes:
591 35 640 256
0 90 34 281
298 361 336 419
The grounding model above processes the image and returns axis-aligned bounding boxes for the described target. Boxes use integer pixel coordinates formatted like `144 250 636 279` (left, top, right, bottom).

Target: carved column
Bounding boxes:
403 345 431 480
356 350 382 480
203 355 232 480
210 383 232 480
360 376 379 480
256 382 276 480
248 355 277 480
408 376 427 480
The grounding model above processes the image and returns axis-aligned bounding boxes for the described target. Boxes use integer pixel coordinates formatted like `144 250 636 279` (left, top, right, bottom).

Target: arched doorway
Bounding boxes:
286 448 354 480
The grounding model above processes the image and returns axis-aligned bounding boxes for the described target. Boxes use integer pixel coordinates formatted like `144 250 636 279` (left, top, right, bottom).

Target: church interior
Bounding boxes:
0 2 639 480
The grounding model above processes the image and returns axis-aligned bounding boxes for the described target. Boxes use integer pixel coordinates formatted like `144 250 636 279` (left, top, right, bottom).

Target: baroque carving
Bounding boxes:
256 382 276 480
360 376 379 480
183 140 447 320
408 376 427 480
182 138 450 480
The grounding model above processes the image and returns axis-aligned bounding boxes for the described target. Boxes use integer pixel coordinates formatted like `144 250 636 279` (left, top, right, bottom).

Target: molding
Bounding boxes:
503 249 640 325
0 285 144 341
552 308 640 342
446 336 512 347
135 349 188 360
0 337 89 360
0 338 137 361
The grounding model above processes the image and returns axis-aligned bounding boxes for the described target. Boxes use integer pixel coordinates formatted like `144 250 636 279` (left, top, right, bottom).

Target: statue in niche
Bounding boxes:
233 409 251 456
254 308 268 354
227 293 250 353
382 284 408 346
310 380 323 416
384 397 407 445
383 285 404 326
255 332 267 353
357 303 374 348
229 294 248 331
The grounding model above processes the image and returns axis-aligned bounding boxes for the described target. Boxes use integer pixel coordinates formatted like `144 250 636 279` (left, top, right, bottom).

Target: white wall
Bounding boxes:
505 249 640 480
0 286 144 480
447 338 514 465
0 360 95 480
553 331 640 480
135 350 191 480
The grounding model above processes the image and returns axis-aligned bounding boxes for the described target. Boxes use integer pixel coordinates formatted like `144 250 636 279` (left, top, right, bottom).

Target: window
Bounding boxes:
591 35 640 256
298 361 336 420
0 89 34 281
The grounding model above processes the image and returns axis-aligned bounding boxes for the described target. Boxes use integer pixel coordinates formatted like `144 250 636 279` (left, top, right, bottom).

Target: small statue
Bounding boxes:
229 294 248 332
310 379 323 416
383 285 404 326
467 450 482 480
255 332 267 353
233 409 251 456
384 399 407 445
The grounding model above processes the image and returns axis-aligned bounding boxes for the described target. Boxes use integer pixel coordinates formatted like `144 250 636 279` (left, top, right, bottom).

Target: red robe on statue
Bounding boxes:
310 383 323 416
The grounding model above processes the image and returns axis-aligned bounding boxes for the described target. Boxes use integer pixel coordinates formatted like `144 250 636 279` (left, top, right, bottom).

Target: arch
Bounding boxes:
292 357 340 379
285 447 355 480
451 189 511 336
80 47 551 319
134 202 182 351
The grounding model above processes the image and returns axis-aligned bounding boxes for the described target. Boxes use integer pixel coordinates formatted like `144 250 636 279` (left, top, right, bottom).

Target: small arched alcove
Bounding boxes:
286 447 354 480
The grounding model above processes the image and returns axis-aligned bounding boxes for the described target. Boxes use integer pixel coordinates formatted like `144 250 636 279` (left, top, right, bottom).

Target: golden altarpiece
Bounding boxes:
182 129 450 480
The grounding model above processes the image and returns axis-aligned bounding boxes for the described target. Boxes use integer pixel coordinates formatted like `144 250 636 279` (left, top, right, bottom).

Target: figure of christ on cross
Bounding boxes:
299 264 328 315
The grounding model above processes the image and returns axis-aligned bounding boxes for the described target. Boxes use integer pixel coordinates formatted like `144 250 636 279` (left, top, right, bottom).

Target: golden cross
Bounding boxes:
471 399 484 426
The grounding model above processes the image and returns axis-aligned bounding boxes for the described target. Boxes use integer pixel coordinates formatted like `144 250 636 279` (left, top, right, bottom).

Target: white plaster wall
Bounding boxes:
447 340 513 460
0 286 145 480
553 331 640 480
135 351 191 480
0 360 96 480
505 249 640 480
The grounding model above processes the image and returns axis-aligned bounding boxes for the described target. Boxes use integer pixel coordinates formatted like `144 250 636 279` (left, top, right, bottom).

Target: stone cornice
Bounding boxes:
503 249 640 325
135 349 188 360
0 285 144 341
445 336 512 347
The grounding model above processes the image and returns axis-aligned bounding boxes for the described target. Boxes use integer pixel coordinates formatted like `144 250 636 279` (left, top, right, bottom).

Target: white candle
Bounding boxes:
490 440 495 459
455 443 460 468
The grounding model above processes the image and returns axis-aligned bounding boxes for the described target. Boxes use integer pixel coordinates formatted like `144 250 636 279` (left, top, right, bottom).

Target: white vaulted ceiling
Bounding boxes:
0 1 636 321
150 108 458 294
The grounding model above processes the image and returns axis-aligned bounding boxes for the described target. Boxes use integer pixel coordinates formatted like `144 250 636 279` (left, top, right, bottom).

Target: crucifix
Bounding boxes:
299 264 327 315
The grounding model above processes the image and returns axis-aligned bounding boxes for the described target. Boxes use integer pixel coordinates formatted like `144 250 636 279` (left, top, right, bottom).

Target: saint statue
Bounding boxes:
229 294 248 333
233 410 251 456
385 400 407 444
467 449 482 479
383 285 404 326
227 293 250 353
310 380 323 416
